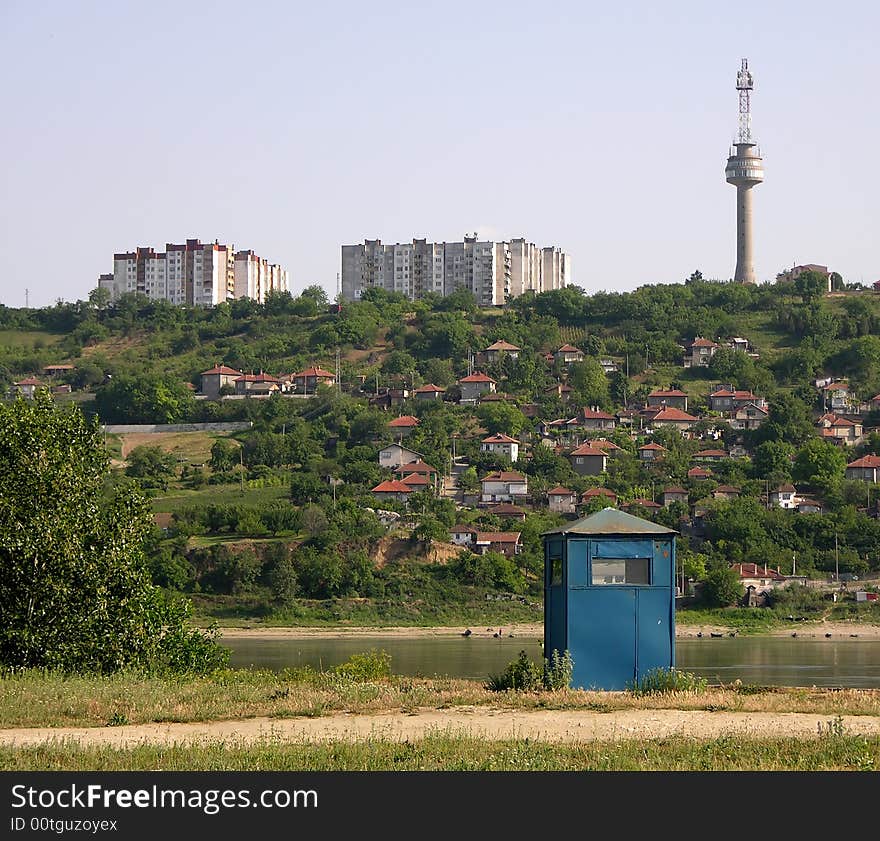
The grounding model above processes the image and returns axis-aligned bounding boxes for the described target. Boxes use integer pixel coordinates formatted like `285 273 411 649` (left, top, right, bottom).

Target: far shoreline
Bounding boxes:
216 619 880 641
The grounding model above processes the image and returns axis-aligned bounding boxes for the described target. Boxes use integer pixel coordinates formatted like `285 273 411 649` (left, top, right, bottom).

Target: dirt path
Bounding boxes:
2 707 878 748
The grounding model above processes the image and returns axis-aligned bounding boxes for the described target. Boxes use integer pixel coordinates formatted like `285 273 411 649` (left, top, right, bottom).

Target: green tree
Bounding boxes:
210 438 240 472
93 374 195 424
0 395 225 673
794 270 828 304
125 444 178 490
568 358 610 408
700 565 745 607
792 438 847 489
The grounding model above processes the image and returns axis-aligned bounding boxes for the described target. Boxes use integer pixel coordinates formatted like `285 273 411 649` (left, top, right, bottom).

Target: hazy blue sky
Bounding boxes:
1 0 877 308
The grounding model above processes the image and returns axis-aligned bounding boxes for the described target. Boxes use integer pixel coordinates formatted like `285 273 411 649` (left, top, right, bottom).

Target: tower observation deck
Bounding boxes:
725 58 764 284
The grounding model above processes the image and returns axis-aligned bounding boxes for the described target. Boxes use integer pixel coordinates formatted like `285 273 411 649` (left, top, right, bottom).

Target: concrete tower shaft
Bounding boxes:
725 59 763 284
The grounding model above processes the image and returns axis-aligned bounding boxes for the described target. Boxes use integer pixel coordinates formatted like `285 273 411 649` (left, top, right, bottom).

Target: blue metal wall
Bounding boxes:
546 535 675 690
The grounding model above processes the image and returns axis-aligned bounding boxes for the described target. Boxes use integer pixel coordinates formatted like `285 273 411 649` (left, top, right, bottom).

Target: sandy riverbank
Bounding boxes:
217 620 880 641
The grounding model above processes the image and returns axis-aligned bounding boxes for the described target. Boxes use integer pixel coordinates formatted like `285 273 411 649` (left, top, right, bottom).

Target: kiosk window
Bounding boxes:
592 557 650 585
548 540 563 586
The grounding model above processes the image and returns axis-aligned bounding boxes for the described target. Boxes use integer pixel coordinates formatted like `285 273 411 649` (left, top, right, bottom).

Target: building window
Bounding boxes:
592 557 651 586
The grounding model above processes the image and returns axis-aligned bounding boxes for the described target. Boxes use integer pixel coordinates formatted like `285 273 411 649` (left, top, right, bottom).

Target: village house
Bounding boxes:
821 380 855 413
10 377 45 399
199 364 243 399
568 443 608 476
553 344 584 365
289 366 336 395
370 480 414 504
731 562 789 591
712 485 741 501
544 383 573 403
480 471 528 504
368 387 411 410
392 459 440 488
579 407 617 431
234 372 281 396
458 372 497 404
586 438 622 455
43 364 75 379
480 432 520 462
486 502 528 520
484 340 520 363
449 528 523 558
413 383 445 401
731 402 769 430
817 413 863 444
797 497 825 514
581 487 618 506
378 443 423 470
693 449 729 462
387 415 420 439
547 486 577 514
683 337 719 368
647 389 689 411
599 358 620 374
845 455 880 483
662 487 689 507
398 472 431 492
769 483 798 509
708 385 766 413
649 407 699 432
687 466 712 480
623 498 662 514
638 442 667 462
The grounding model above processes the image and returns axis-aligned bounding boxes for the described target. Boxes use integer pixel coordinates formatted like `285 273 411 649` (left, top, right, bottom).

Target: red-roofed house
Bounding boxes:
821 380 854 412
458 372 497 403
712 485 741 500
650 407 699 431
484 340 521 362
587 438 622 453
732 562 787 589
487 502 528 520
769 484 798 509
662 487 689 507
647 389 689 411
846 455 880 483
398 472 431 490
234 371 281 395
43 364 75 378
480 471 528 503
392 460 439 484
480 432 520 463
683 337 719 368
553 344 584 364
371 480 414 503
388 415 420 438
687 466 712 480
200 364 244 399
693 449 729 462
708 386 765 413
638 442 667 462
547 486 577 514
473 531 523 557
581 487 618 505
568 444 608 476
290 366 336 395
817 413 863 444
732 402 769 431
414 383 445 401
579 407 617 431
11 377 45 399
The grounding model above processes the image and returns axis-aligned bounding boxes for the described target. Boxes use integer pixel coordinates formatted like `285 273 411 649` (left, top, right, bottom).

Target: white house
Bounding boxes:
769 483 798 509
480 432 520 462
378 443 423 470
480 471 528 503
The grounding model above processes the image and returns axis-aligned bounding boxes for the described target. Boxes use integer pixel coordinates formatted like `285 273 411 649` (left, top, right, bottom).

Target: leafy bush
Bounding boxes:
486 650 544 691
629 667 708 695
331 649 392 682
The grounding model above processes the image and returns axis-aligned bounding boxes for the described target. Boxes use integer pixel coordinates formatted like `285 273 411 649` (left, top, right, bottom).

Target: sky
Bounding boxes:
1 0 877 309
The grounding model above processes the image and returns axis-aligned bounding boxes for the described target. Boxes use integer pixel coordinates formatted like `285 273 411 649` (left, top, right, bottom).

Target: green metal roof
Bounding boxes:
542 507 678 537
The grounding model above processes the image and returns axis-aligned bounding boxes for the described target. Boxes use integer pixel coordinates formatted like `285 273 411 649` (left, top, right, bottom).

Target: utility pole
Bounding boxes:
239 445 244 494
835 532 839 582
25 289 29 309
335 347 341 395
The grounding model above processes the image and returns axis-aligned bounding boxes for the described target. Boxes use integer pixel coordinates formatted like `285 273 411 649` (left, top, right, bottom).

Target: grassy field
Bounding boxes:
151 484 290 513
2 669 879 729
4 733 878 770
117 430 233 462
0 329 61 350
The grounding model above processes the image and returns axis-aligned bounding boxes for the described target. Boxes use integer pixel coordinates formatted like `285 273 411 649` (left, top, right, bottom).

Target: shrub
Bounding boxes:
331 649 392 682
629 667 708 695
486 650 543 691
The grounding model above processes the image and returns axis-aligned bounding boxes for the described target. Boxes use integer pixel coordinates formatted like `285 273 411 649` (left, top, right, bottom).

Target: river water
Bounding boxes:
223 634 880 688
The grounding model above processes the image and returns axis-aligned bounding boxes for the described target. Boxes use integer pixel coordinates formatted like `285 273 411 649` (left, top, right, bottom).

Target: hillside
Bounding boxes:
3 279 880 626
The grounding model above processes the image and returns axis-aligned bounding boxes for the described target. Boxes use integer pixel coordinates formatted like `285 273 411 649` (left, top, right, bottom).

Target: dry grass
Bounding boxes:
2 670 880 729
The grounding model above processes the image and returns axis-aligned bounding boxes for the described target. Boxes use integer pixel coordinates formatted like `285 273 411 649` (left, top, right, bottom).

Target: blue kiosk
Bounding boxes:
543 507 677 690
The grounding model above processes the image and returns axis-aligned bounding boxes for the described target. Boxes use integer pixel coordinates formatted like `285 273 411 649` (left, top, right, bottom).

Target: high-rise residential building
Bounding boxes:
99 239 289 306
341 234 570 304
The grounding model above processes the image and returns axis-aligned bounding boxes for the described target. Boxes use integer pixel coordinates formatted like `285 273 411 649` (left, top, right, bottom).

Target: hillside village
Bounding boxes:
3 277 880 620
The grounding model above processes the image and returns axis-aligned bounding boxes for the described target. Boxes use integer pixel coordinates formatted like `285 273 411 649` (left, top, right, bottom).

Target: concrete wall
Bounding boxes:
100 421 253 433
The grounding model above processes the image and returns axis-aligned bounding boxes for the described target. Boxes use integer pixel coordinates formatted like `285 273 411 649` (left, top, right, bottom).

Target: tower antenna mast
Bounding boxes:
736 58 754 143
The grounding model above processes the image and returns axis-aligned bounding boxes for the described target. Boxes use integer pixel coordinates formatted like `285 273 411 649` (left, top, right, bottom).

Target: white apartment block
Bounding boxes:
233 250 290 304
341 234 570 305
102 239 288 307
